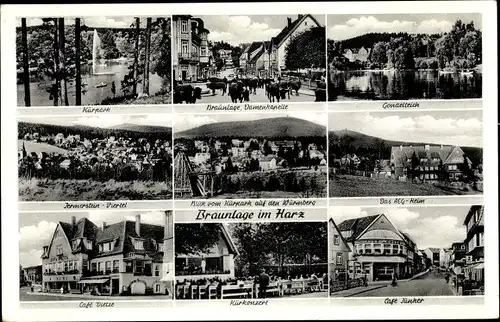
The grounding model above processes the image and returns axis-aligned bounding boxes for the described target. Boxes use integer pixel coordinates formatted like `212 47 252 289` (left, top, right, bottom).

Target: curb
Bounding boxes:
345 285 387 297
407 270 431 282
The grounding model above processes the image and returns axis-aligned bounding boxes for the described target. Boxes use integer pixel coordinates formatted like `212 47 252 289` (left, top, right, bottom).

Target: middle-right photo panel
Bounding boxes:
328 109 483 198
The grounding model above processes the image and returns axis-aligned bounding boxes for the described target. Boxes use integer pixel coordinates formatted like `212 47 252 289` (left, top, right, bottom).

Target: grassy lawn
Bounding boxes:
329 174 480 197
19 178 172 201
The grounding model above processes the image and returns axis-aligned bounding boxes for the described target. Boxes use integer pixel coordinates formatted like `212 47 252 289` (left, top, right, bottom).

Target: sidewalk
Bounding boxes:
330 284 388 298
25 292 172 300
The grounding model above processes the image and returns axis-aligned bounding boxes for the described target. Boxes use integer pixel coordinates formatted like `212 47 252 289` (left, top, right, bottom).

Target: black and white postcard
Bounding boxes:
327 14 482 101
328 110 483 197
329 205 484 297
19 210 174 301
175 222 328 300
16 16 172 107
172 15 327 104
174 113 327 199
18 115 173 201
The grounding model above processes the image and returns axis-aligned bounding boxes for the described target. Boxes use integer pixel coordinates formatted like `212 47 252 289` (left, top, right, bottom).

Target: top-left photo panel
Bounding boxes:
16 16 172 107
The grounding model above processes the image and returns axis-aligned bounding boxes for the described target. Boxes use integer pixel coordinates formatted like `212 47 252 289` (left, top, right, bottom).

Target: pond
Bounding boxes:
328 70 482 100
17 61 164 107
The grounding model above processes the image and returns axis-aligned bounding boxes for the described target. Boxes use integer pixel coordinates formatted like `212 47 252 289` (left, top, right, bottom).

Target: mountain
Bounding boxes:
176 117 326 138
108 123 172 134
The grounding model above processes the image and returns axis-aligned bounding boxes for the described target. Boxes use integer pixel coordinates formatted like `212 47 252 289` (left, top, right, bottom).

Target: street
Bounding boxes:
19 287 173 301
352 270 456 297
183 83 317 103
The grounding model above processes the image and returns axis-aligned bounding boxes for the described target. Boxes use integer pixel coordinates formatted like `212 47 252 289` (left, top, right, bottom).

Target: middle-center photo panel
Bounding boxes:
172 14 327 105
173 111 328 202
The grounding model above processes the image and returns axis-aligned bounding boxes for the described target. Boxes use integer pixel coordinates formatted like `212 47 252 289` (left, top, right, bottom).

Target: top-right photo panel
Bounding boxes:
327 14 482 101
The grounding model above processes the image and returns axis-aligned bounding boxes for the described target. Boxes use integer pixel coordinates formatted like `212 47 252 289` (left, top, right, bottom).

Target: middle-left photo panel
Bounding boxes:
16 16 172 107
17 114 174 210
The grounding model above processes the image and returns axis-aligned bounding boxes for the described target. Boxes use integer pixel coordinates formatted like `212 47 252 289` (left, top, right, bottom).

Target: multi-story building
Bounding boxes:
173 16 210 81
269 14 322 74
329 218 351 284
463 205 484 282
400 232 417 277
23 265 43 285
338 214 413 282
450 242 467 274
423 248 442 267
390 144 474 183
41 212 173 296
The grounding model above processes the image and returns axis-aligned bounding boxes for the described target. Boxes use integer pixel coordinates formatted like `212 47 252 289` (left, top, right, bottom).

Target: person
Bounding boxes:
111 81 116 98
60 286 64 294
310 273 319 291
201 257 206 274
391 272 398 287
445 272 450 283
30 284 34 293
258 268 270 298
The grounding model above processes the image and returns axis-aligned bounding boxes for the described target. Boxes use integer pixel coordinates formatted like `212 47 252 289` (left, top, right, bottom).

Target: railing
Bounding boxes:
178 52 200 62
176 269 230 276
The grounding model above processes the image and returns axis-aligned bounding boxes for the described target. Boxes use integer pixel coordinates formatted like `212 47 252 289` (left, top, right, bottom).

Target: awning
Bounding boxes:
77 279 109 284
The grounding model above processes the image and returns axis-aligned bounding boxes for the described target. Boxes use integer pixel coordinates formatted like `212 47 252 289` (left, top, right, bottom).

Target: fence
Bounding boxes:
330 278 366 294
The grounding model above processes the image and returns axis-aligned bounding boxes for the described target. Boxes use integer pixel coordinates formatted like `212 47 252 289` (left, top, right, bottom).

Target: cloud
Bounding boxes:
87 211 163 227
329 16 453 41
206 15 283 46
405 215 463 249
174 114 218 132
329 206 369 224
335 113 483 147
124 211 166 226
288 112 327 127
20 249 44 268
19 220 57 267
71 114 172 128
83 16 132 28
381 207 420 230
15 17 45 27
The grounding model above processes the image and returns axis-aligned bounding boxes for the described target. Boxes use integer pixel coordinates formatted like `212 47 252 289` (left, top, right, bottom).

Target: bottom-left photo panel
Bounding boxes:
19 210 174 301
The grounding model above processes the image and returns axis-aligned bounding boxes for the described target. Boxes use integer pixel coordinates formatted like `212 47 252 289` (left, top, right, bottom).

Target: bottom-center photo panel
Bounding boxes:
174 222 328 300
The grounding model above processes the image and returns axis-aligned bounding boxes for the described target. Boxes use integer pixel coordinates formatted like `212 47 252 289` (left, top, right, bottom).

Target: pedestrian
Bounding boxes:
60 286 64 294
258 268 270 298
111 81 116 98
391 272 398 287
30 284 34 293
201 257 206 274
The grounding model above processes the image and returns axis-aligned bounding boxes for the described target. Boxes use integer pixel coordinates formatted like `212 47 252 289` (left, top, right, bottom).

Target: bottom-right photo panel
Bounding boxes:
328 205 484 297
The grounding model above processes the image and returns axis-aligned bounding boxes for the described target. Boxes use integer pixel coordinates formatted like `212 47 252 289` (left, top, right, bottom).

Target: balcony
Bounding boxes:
178 52 200 64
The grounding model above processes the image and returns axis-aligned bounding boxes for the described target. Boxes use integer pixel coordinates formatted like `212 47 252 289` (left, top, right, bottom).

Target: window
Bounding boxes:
425 174 430 179
56 245 63 255
99 244 103 252
135 261 144 274
336 253 343 265
113 260 119 272
74 260 79 271
181 41 188 54
364 244 372 254
125 261 133 273
134 240 144 250
97 262 102 272
155 264 160 277
373 243 382 254
383 244 391 255
201 47 206 56
333 235 340 246
181 20 188 33
448 164 457 170
91 262 97 272
392 244 399 254
69 261 74 270
155 284 161 293
103 243 109 252
105 261 111 272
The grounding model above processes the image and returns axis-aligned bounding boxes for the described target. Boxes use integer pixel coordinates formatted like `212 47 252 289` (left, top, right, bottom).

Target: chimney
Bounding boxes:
425 144 430 151
135 214 141 237
101 222 107 230
287 17 292 28
71 216 76 228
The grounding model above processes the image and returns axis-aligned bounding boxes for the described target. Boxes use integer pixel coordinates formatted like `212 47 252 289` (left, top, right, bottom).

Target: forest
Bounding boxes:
285 26 326 70
175 223 327 278
328 19 482 70
16 17 171 106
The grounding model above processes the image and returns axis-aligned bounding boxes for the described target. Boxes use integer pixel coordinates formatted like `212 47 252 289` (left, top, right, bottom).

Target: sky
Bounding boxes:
328 110 483 147
19 114 173 129
328 13 482 41
19 211 167 267
197 15 325 46
15 16 167 28
329 205 473 249
174 112 327 132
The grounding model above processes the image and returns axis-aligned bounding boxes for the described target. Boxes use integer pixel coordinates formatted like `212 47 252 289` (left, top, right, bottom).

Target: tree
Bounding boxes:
75 18 82 106
410 151 420 183
143 17 152 95
230 224 261 276
21 18 31 107
58 18 69 106
174 224 221 256
435 34 455 69
132 17 140 96
285 27 326 70
370 42 388 67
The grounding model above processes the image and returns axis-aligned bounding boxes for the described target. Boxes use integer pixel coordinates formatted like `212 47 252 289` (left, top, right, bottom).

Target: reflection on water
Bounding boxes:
328 70 482 100
17 61 163 106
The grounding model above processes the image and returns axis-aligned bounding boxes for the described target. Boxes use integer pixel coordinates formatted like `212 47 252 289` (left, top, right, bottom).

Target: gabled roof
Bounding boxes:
390 145 463 167
329 218 351 252
337 215 379 242
220 224 239 257
271 14 321 48
428 247 441 253
258 155 276 162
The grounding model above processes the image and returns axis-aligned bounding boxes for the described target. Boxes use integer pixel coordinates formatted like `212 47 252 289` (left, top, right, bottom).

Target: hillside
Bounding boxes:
330 32 441 49
329 129 483 164
176 117 326 139
18 122 172 141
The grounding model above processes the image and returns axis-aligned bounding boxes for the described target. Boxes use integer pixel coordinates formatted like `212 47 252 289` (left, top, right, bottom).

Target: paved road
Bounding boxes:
20 287 90 301
184 84 316 103
20 287 172 301
352 270 455 297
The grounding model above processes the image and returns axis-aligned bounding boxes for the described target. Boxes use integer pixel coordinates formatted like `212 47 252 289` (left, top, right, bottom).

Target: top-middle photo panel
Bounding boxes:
172 15 327 104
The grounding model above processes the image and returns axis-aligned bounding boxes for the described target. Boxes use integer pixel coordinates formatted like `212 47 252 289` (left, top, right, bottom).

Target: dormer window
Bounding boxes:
56 245 63 256
134 240 144 250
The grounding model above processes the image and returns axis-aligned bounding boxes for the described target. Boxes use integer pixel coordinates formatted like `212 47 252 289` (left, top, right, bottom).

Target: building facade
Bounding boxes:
41 212 173 296
390 144 473 183
463 205 484 283
173 16 210 81
329 218 351 283
450 242 467 274
23 265 43 285
338 214 412 282
270 14 322 74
